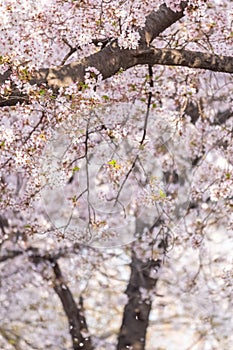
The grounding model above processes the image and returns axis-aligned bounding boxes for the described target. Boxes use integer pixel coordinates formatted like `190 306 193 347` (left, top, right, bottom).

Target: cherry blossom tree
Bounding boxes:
0 1 233 349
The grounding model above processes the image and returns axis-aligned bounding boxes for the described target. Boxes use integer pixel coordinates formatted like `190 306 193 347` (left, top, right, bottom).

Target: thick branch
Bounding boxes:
139 1 187 45
0 3 187 106
0 246 93 349
134 47 233 73
1 2 232 108
212 109 233 125
0 249 23 262
2 44 232 108
31 3 187 90
52 261 93 350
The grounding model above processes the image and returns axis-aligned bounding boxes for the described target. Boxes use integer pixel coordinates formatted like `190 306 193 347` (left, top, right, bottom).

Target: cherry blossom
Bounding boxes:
0 1 233 349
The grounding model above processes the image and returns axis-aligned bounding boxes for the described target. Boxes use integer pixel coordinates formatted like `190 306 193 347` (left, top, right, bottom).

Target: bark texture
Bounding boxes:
52 261 93 350
117 256 161 350
0 3 187 106
1 2 232 108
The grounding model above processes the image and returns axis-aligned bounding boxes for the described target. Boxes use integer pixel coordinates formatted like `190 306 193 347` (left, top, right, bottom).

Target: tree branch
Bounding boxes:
134 47 233 74
0 247 93 350
52 260 93 350
0 249 23 262
139 1 187 46
1 2 232 109
32 3 188 89
0 3 187 106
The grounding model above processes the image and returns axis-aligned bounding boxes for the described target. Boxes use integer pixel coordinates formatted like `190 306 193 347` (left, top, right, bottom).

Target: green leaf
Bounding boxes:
102 95 109 100
159 189 166 198
117 68 124 74
72 166 80 173
108 159 116 166
130 84 137 91
79 82 89 89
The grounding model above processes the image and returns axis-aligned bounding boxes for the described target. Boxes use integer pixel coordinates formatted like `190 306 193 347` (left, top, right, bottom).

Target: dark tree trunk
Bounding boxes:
117 255 161 350
52 261 93 350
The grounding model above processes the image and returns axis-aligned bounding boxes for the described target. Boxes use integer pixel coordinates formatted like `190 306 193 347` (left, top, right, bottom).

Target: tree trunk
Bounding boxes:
117 255 161 350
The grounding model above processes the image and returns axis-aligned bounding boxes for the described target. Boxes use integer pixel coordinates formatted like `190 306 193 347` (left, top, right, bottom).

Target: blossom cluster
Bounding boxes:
0 1 233 349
